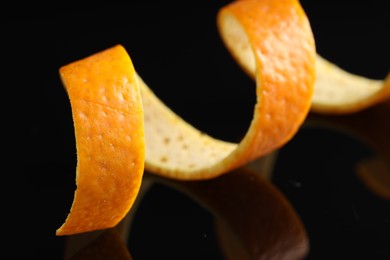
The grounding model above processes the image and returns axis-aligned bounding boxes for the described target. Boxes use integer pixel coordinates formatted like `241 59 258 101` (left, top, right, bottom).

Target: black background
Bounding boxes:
2 0 389 259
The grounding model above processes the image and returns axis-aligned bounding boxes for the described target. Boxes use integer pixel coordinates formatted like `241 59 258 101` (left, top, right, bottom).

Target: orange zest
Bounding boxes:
56 45 145 236
57 0 316 235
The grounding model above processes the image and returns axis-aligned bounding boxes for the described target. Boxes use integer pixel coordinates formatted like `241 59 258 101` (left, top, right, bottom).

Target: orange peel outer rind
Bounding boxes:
56 45 145 236
218 0 316 157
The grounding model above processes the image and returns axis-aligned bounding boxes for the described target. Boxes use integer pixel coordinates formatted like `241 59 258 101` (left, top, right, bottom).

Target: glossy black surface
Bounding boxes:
3 0 389 259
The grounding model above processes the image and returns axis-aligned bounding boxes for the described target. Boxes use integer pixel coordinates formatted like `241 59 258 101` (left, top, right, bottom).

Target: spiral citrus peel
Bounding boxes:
57 0 389 236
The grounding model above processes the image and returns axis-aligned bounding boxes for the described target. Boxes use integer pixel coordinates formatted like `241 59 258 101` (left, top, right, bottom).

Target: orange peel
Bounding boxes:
57 0 316 235
56 45 145 236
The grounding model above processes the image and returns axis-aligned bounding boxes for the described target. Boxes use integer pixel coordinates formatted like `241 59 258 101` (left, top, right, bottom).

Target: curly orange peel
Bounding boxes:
57 0 316 235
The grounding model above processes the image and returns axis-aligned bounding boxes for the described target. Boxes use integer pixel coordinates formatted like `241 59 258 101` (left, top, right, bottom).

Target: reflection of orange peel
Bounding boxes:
307 100 390 200
66 228 132 260
146 167 308 260
356 157 390 200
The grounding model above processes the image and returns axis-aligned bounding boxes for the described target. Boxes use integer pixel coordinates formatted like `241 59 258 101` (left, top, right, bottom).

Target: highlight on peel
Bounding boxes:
142 0 316 180
311 55 390 114
56 45 145 236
